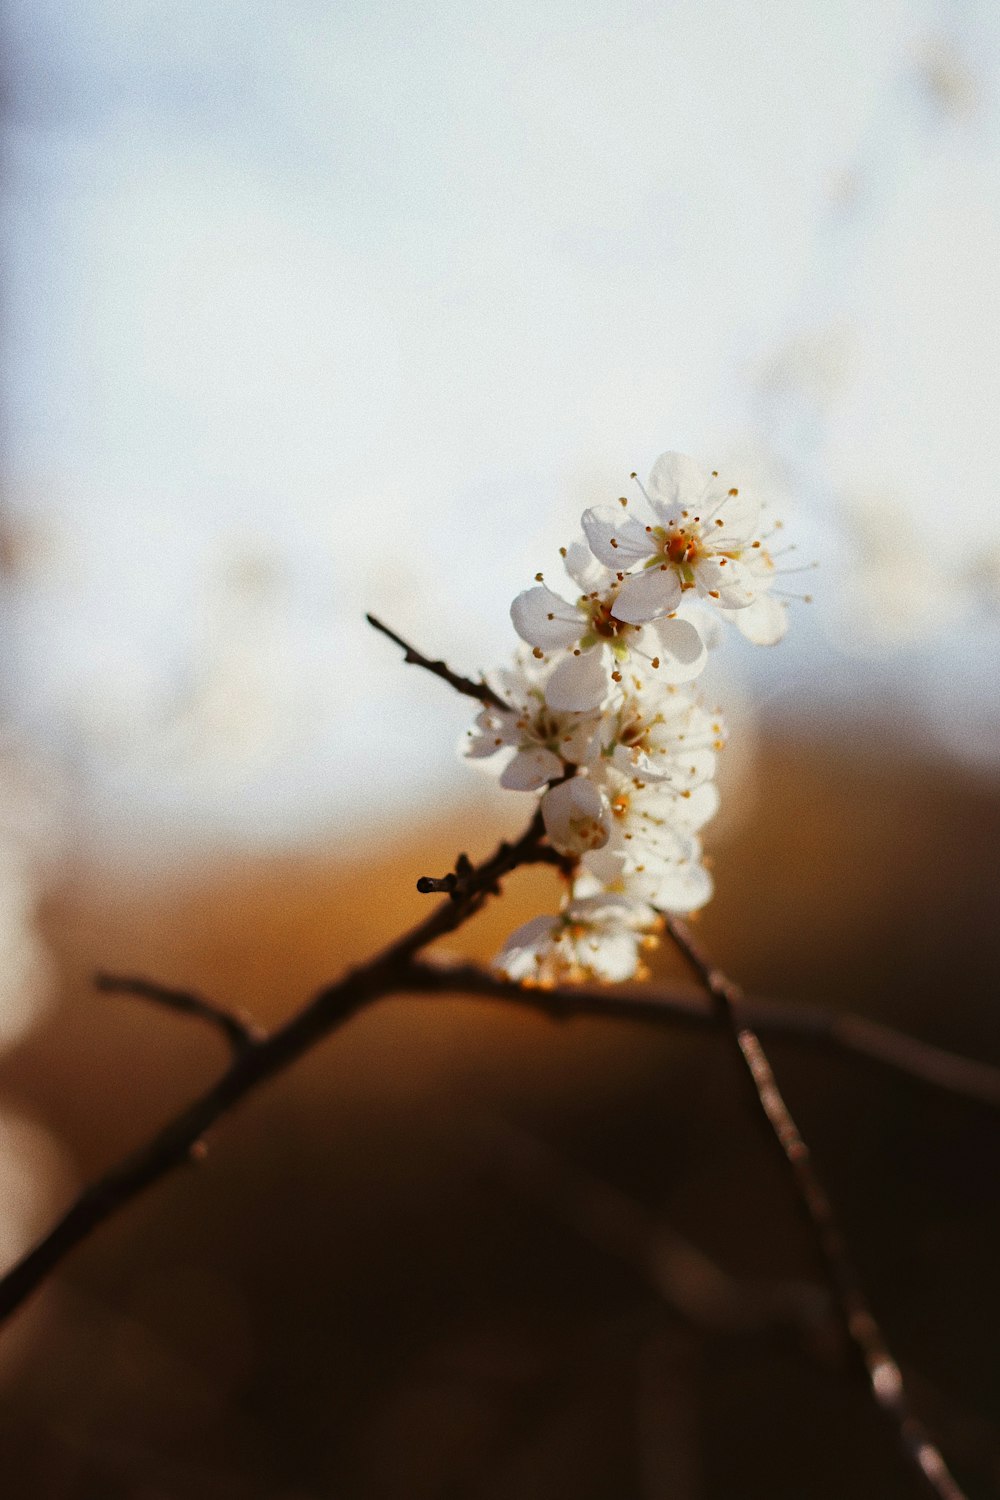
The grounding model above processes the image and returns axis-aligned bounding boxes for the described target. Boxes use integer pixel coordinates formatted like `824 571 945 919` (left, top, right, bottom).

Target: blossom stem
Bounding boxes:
366 613 510 710
663 915 970 1500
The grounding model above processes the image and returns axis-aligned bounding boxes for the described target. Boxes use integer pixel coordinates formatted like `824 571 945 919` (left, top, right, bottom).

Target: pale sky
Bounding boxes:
1 0 998 852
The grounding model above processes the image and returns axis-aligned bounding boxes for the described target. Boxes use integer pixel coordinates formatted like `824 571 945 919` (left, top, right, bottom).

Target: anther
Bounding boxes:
535 572 544 582
532 647 544 659
651 656 660 669
559 546 567 557
611 670 622 682
610 538 618 548
618 496 628 507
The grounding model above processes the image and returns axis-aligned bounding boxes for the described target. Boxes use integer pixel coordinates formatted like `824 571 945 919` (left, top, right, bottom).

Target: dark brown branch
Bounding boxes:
417 961 1000 1112
663 915 969 1500
366 613 509 710
5 906 999 1348
0 812 552 1327
416 843 574 897
95 973 264 1055
7 930 1000 1332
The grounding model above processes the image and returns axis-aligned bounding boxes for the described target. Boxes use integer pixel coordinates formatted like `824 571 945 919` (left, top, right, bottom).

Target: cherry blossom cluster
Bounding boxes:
464 451 792 988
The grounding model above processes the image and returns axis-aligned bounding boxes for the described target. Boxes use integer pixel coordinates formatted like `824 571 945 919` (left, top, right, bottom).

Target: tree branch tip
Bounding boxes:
94 971 261 1055
364 611 509 710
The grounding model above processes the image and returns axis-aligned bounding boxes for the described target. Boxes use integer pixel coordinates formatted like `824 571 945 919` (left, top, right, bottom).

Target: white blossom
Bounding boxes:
510 541 707 712
580 451 788 644
593 682 724 791
456 442 800 982
581 765 717 914
492 891 662 987
464 655 600 790
540 775 609 855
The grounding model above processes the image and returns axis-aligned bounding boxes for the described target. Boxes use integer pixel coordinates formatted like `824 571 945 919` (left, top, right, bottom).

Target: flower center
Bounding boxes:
611 791 631 819
588 598 630 639
661 528 702 567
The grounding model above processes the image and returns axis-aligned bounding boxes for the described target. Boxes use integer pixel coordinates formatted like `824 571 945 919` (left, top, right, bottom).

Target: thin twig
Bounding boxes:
366 613 510 710
95 973 264 1055
0 812 551 1326
416 960 1000 1112
664 915 970 1500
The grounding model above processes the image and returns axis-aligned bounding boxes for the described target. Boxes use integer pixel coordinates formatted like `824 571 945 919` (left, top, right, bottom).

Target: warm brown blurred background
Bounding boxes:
0 727 998 1500
3 3 1000 1495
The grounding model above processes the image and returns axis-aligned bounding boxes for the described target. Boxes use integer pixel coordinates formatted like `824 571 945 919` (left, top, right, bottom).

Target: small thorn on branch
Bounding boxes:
416 853 476 900
416 874 457 895
366 613 510 710
95 973 264 1056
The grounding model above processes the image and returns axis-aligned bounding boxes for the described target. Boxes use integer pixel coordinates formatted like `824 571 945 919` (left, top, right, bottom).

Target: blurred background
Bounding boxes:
0 1 999 1495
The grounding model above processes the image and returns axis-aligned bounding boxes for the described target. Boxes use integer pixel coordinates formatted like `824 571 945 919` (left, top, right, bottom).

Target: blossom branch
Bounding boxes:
366 613 509 710
663 915 970 1500
412 960 1000 1112
0 810 561 1327
6 584 987 1499
6 907 999 1337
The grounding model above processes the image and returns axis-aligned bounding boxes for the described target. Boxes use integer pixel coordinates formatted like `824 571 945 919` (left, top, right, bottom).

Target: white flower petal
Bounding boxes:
676 780 720 831
493 915 560 980
499 745 563 791
646 616 707 682
586 928 642 982
558 715 601 765
564 538 614 593
708 488 761 542
677 601 725 650
569 892 656 929
645 859 714 913
694 555 755 609
611 566 682 624
645 452 713 522
545 649 610 712
732 592 788 645
581 506 656 570
541 776 609 854
511 586 582 649
463 720 505 761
